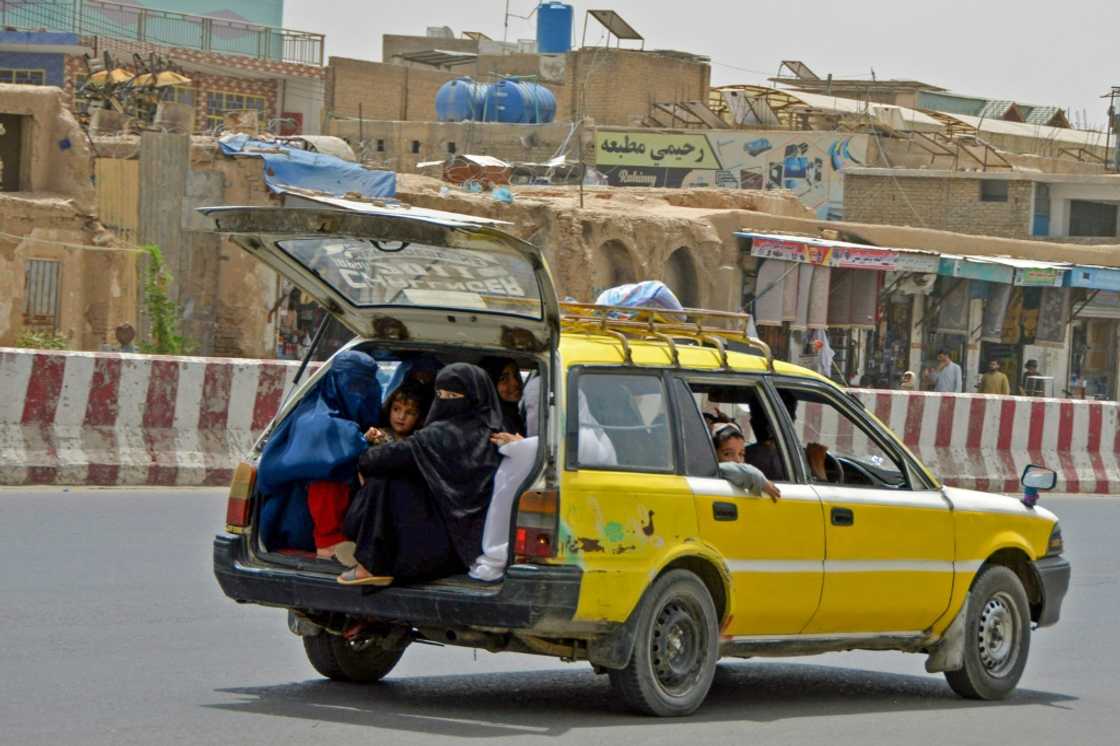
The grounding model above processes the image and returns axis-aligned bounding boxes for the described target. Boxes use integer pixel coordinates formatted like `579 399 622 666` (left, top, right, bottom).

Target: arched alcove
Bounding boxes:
591 239 638 298
664 247 700 307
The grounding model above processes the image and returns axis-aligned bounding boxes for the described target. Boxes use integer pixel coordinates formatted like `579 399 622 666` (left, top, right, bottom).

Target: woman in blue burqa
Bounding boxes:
255 350 381 551
338 362 503 586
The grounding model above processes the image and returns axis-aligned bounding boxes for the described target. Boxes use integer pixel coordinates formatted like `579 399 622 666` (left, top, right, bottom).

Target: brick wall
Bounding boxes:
60 38 321 132
844 174 1034 238
565 49 710 126
327 57 461 121
326 49 708 128
325 118 588 173
191 74 278 133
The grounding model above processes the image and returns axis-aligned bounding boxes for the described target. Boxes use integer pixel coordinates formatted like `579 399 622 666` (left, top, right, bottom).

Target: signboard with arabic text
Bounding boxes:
749 236 939 273
595 132 720 169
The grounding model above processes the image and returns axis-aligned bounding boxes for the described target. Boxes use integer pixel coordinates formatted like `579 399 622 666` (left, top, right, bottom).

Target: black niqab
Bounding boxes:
408 363 503 521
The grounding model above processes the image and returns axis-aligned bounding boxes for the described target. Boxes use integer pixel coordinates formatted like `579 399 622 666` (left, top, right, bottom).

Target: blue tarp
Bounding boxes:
219 133 396 199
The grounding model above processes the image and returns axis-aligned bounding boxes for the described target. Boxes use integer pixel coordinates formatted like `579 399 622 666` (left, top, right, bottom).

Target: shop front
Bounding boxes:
737 231 939 385
738 231 1084 393
939 254 1069 396
1065 267 1120 401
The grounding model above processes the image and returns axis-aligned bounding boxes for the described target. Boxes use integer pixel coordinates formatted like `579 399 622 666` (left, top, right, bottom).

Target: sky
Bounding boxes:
284 0 1120 130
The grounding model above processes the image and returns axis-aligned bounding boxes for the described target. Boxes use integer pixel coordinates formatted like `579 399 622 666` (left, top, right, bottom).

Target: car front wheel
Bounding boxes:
945 565 1031 700
303 633 407 683
609 569 720 716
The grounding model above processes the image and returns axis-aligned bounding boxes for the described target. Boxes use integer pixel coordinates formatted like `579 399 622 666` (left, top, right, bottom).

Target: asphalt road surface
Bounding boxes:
1 488 1116 745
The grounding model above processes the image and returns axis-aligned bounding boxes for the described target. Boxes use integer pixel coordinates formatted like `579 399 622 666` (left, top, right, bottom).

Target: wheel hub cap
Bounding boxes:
650 600 704 695
977 592 1020 677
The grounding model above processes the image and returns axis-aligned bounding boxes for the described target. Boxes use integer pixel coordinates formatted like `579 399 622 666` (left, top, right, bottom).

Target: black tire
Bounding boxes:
609 569 720 717
945 565 1031 700
303 633 407 683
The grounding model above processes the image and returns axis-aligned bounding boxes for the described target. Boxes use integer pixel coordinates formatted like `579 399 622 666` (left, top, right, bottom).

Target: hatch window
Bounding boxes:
276 238 543 319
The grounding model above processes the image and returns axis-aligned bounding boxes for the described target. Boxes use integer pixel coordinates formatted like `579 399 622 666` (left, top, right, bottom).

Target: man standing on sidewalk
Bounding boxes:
926 349 962 393
979 359 1011 395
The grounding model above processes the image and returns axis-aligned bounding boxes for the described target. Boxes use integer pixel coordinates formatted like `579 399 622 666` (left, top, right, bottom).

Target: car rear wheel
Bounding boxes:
944 565 1031 700
303 633 407 683
609 569 719 716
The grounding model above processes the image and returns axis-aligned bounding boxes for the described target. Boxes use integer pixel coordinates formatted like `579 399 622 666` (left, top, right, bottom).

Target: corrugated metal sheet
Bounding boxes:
1024 105 1063 125
95 158 140 241
977 99 1015 119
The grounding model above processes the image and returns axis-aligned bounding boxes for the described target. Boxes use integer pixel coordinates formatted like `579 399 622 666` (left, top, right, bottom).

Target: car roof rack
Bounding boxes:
559 302 774 371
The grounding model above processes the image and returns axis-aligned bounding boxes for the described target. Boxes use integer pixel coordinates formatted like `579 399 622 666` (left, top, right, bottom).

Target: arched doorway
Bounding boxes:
664 247 700 307
592 239 637 298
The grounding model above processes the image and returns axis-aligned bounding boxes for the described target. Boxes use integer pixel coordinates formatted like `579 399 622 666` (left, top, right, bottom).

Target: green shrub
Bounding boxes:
15 329 69 350
138 244 195 355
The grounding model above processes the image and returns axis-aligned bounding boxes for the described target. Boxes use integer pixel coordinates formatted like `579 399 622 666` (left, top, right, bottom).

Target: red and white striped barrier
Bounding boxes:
840 389 1120 494
3 348 1118 492
0 348 307 487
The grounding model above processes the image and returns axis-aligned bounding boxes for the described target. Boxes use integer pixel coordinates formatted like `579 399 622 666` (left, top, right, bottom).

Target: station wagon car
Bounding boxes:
209 202 1070 717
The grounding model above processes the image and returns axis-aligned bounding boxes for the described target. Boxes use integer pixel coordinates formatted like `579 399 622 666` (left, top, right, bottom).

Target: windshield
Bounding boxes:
277 237 543 320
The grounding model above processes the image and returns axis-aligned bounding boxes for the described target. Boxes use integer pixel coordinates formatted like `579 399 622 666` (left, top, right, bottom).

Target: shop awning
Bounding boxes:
736 231 941 272
1065 265 1120 292
938 254 1068 287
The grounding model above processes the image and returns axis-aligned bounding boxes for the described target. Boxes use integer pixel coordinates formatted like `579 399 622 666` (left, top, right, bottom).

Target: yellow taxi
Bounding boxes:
209 201 1069 717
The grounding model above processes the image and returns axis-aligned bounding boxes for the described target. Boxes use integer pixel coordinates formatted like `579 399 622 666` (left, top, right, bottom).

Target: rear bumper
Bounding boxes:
213 533 583 631
1033 555 1071 627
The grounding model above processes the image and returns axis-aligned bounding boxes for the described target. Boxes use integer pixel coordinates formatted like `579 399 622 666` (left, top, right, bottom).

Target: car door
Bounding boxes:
773 380 954 635
560 368 698 625
201 204 560 353
673 375 825 636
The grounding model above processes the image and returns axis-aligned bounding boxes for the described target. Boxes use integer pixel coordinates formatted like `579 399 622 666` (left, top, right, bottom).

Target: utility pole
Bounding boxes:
1105 86 1120 172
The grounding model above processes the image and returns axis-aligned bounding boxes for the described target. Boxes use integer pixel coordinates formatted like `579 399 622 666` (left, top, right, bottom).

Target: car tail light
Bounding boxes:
514 489 558 560
226 462 256 534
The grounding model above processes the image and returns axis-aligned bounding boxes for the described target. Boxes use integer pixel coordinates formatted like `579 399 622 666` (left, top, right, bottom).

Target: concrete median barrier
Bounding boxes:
846 388 1120 494
0 347 307 487
3 348 1117 492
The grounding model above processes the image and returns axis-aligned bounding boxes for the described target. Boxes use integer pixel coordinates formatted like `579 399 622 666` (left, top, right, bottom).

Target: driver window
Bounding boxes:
776 386 910 489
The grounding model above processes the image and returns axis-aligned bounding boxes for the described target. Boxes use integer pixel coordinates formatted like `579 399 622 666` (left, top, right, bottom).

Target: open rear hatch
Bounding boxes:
201 204 560 353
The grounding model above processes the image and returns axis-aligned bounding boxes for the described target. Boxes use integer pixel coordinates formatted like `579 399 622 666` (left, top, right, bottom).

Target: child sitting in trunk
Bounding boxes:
364 383 430 446
310 384 430 564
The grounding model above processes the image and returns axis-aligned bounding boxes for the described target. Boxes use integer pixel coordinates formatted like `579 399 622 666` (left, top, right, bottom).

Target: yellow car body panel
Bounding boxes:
547 331 1059 642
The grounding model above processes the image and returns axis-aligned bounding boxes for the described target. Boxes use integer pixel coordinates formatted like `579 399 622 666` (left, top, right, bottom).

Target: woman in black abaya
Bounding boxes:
339 363 504 586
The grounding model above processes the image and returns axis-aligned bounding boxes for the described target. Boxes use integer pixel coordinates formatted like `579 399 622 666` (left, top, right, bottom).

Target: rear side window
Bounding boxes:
571 372 674 472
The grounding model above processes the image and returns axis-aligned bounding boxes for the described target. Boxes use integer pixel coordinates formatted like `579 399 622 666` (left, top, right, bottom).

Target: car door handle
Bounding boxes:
713 501 738 521
831 507 854 526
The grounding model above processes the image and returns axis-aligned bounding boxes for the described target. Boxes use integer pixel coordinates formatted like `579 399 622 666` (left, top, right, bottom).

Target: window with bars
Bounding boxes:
0 69 47 86
164 85 194 105
205 90 267 129
23 259 62 331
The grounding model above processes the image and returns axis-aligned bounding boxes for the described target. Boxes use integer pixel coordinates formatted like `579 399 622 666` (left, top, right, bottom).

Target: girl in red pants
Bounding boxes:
308 384 429 563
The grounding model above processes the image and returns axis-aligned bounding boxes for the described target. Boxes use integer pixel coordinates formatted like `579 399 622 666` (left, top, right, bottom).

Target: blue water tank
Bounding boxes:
482 79 557 124
536 2 573 54
435 77 485 122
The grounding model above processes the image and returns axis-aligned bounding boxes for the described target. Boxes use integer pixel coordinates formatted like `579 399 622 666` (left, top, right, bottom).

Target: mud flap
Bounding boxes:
925 595 969 673
587 613 640 670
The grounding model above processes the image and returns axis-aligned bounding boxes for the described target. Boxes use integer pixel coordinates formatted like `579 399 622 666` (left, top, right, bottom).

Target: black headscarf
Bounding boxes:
479 356 525 435
407 363 503 520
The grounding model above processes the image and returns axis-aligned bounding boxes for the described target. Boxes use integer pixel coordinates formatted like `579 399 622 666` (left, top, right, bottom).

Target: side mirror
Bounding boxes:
1020 464 1056 507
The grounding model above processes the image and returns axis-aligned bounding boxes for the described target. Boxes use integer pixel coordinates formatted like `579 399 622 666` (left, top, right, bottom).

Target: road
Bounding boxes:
0 488 1116 745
